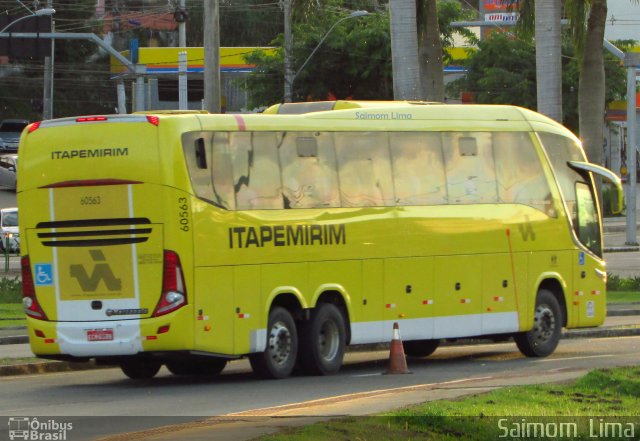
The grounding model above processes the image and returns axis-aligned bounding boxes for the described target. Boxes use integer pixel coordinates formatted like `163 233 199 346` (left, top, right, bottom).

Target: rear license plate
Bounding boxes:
87 329 114 342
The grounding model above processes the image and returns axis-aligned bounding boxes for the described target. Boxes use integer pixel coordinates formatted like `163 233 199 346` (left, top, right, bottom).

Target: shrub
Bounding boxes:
607 274 640 291
0 277 22 303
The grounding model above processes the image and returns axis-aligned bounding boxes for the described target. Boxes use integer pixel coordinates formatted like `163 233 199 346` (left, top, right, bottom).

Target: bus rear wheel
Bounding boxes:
166 358 227 376
298 303 346 375
250 306 298 379
120 359 162 379
514 289 562 357
403 339 440 358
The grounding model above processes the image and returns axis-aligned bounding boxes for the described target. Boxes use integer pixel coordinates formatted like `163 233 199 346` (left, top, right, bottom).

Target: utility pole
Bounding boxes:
178 0 186 47
42 0 54 119
624 52 639 246
535 0 562 122
204 0 220 113
282 0 294 102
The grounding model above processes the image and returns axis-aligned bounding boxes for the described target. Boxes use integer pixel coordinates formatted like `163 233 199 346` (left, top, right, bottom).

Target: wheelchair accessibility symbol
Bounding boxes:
34 264 53 286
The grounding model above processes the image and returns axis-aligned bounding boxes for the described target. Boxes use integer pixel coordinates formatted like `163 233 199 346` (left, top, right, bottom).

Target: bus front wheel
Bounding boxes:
120 359 162 379
298 303 346 375
250 306 298 379
514 289 562 357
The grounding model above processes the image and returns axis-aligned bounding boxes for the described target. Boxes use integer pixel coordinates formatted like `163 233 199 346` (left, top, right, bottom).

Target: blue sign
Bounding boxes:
578 252 585 266
34 264 53 286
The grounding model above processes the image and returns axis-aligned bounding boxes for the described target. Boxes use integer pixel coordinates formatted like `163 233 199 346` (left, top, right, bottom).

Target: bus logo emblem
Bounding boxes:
519 216 536 241
70 250 122 292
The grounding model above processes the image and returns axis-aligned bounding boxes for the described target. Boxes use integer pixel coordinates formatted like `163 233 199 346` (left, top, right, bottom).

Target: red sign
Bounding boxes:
484 0 519 12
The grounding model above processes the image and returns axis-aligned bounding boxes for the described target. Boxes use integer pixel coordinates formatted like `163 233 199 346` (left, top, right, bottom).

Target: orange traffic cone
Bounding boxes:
385 322 411 374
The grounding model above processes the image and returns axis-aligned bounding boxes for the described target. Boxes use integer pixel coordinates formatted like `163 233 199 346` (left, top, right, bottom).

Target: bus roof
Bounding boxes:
262 100 440 115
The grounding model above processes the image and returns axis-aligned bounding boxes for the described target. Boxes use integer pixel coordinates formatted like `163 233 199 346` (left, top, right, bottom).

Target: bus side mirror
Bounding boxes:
568 161 624 215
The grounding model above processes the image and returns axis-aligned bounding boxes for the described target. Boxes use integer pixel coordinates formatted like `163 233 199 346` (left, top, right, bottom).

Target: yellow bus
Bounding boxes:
18 102 622 380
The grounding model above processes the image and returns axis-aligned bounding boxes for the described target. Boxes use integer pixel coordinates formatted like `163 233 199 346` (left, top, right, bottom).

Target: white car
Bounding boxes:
0 207 19 253
0 154 17 190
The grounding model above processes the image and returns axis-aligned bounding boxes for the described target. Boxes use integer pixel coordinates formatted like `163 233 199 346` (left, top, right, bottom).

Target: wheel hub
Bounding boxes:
269 321 291 365
319 319 339 360
533 304 556 343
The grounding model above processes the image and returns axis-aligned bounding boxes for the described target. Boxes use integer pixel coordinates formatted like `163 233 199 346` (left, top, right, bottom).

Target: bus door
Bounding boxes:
571 182 607 326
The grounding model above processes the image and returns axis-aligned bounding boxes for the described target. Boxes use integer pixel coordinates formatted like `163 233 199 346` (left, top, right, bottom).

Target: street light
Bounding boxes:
284 10 370 102
0 8 55 33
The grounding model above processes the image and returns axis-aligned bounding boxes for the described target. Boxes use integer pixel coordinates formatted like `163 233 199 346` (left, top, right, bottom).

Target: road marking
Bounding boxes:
352 373 382 377
537 354 615 362
225 375 495 417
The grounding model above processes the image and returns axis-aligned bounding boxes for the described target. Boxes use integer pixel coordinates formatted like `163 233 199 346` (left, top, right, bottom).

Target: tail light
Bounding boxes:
28 121 42 133
21 256 48 320
152 250 187 317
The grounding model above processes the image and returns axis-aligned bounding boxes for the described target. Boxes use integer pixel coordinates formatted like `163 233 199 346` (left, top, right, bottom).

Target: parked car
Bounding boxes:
0 119 29 152
0 154 17 190
0 207 19 253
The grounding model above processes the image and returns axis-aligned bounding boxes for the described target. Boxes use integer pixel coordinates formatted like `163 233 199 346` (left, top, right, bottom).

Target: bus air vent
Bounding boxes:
35 218 152 247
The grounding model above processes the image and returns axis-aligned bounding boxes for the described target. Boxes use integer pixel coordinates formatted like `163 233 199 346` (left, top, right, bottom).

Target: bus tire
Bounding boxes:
166 358 226 376
249 306 298 379
298 303 346 376
403 339 440 358
120 360 162 379
514 289 562 357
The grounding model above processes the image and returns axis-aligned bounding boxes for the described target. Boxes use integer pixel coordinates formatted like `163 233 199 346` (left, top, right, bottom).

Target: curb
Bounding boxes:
0 335 28 345
0 359 104 377
602 224 640 234
1 326 640 377
607 309 640 316
604 246 640 253
562 326 640 339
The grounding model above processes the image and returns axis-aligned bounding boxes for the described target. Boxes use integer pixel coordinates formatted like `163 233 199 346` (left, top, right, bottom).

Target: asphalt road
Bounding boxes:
1 336 640 441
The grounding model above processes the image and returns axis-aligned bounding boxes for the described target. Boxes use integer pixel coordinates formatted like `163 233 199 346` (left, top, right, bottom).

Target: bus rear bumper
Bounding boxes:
29 319 143 357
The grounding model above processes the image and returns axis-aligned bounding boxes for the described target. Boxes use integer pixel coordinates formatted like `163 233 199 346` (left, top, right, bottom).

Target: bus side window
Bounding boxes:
231 132 284 210
443 132 498 204
210 133 236 210
390 132 447 206
493 132 554 216
182 132 216 203
279 132 340 208
335 132 395 207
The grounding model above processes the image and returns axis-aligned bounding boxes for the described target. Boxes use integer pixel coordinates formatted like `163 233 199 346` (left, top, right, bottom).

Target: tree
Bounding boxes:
447 33 628 134
417 0 443 101
517 0 639 166
244 0 474 107
574 0 607 167
243 9 392 107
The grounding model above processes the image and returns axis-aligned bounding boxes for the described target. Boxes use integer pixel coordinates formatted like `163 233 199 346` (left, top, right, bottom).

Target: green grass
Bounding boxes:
607 291 640 303
0 303 25 328
258 367 640 441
